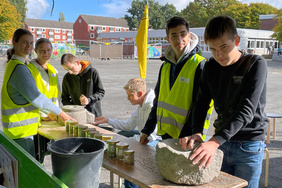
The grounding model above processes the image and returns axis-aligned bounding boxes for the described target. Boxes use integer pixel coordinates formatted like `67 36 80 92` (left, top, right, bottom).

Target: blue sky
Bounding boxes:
26 0 282 23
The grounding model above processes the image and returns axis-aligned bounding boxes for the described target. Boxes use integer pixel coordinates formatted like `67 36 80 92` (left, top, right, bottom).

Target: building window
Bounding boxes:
62 36 66 39
42 34 46 38
91 26 94 31
79 19 81 23
31 28 34 32
90 33 95 38
62 30 65 34
55 29 60 33
42 28 46 32
90 41 95 45
102 27 106 31
115 28 121 32
55 35 61 39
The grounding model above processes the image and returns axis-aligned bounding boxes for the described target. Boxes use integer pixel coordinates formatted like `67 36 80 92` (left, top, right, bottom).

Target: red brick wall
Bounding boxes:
260 19 278 30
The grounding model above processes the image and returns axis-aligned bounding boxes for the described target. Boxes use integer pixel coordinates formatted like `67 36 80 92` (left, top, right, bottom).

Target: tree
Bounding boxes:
0 0 22 42
59 12 65 22
124 0 179 30
223 3 277 29
271 9 282 42
8 0 27 25
181 0 240 27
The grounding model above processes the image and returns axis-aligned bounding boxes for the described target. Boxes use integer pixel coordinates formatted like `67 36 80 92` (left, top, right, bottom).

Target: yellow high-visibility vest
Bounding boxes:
157 54 213 139
28 61 60 105
1 59 39 139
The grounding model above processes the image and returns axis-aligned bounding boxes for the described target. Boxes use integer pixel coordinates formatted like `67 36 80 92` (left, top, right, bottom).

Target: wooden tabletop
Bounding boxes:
38 121 248 188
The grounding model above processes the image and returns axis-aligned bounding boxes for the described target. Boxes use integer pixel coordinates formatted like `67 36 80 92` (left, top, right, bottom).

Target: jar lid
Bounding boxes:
65 120 78 125
78 125 88 129
86 128 97 131
107 139 119 144
123 149 134 154
116 142 129 148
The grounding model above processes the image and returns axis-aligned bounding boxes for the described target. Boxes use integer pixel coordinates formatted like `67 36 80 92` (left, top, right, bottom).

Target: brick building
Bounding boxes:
73 15 129 46
25 19 74 44
259 14 278 30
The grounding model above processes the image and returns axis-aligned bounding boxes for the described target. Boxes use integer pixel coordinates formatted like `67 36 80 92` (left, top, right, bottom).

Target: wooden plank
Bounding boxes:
38 121 248 188
0 130 67 188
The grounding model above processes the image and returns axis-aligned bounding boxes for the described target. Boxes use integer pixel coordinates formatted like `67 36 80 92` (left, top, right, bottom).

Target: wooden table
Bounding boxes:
38 121 248 188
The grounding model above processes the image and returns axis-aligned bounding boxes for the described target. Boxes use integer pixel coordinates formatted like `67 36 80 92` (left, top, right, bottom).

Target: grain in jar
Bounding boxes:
78 125 88 137
123 150 134 164
116 142 129 160
107 139 119 157
68 121 78 134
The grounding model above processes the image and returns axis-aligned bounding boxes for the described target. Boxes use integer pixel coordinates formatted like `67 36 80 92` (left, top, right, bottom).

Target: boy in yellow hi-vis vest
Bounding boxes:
140 16 213 144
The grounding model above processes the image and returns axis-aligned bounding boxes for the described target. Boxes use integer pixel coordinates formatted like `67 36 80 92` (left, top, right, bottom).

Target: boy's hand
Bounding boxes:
48 112 58 121
189 137 220 169
92 116 109 125
140 133 149 145
58 111 76 124
79 94 89 106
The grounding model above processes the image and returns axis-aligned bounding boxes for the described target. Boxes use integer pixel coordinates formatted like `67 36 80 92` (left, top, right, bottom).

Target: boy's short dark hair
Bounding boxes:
166 16 189 36
204 15 238 44
61 53 76 65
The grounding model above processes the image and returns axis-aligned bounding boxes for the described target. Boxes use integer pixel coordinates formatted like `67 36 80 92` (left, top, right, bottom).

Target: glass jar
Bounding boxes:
73 124 81 137
123 150 134 164
94 133 103 140
78 125 88 137
87 131 99 138
116 143 129 160
85 128 97 137
102 135 113 142
68 121 78 134
107 139 119 157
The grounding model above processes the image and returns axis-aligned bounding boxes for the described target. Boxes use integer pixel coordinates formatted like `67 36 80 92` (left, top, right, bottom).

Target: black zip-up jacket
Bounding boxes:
192 52 268 145
62 64 105 117
141 46 205 139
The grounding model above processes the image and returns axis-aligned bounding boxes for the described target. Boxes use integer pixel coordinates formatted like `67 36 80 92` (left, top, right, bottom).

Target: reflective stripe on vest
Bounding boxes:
202 100 214 141
28 62 59 105
1 59 39 139
157 54 205 138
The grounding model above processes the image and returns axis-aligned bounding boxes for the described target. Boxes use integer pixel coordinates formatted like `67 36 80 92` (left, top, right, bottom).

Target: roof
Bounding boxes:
80 15 128 28
25 18 73 29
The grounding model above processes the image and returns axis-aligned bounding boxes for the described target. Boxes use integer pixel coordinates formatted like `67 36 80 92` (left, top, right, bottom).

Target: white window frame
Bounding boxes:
55 35 61 39
90 33 95 38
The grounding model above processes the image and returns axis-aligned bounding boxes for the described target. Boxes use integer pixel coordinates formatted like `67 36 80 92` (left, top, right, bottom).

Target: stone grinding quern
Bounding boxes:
156 139 223 185
58 105 95 125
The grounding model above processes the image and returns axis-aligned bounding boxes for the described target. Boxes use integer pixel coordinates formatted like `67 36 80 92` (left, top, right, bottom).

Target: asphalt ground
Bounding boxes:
0 56 282 187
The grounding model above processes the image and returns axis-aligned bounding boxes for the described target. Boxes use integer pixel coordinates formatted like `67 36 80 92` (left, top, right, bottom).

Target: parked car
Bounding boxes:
0 45 10 56
76 47 85 55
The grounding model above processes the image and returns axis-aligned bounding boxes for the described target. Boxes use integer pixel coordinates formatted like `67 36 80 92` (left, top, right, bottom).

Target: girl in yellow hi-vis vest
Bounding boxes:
1 29 75 158
28 38 61 121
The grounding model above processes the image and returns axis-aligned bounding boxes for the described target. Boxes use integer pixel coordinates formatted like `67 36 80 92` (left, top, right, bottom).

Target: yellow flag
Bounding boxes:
136 3 149 79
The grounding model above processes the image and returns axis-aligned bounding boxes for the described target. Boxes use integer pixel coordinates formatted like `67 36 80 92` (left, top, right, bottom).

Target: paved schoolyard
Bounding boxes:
0 57 282 187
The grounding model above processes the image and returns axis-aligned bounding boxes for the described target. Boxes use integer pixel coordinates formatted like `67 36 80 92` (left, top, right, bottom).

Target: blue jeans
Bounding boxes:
219 140 265 188
124 179 138 188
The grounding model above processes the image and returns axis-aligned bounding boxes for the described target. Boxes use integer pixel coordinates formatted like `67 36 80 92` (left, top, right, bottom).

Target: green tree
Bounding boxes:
124 0 179 30
59 12 65 22
271 9 282 42
181 0 240 27
8 0 27 25
0 0 22 42
223 3 277 29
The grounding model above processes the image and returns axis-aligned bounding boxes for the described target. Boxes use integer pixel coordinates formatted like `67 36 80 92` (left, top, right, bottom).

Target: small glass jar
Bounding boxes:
87 130 98 138
73 124 81 137
102 135 113 142
123 150 134 164
78 125 88 137
68 121 78 134
107 139 119 157
94 133 103 140
116 143 129 160
85 128 97 137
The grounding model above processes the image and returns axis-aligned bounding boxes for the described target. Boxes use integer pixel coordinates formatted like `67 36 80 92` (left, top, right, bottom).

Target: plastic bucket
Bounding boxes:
47 137 107 188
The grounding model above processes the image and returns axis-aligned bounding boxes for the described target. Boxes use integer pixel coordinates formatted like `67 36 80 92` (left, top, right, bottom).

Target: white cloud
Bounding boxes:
102 0 131 18
26 0 50 19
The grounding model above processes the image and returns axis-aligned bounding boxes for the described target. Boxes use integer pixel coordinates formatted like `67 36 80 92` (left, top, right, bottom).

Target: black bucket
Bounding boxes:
47 137 107 188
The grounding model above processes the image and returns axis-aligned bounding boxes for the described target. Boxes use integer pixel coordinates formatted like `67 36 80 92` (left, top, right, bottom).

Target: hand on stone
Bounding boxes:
92 116 109 125
58 111 77 124
189 137 220 169
140 133 149 145
179 136 191 150
79 94 89 106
